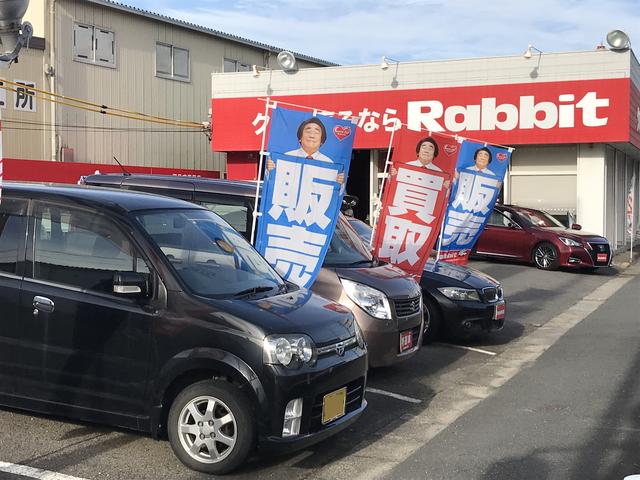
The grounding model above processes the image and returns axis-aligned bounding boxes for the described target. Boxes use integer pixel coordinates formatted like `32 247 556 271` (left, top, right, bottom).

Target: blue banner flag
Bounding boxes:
439 141 511 264
255 107 355 288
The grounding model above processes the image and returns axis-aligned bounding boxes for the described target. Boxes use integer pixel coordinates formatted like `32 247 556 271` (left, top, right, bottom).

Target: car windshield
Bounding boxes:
324 216 374 267
516 209 566 228
136 209 285 299
347 218 373 244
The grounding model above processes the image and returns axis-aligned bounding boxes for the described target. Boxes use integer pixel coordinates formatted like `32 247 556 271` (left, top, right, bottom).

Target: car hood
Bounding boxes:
332 263 422 300
421 259 499 289
534 227 608 242
206 289 356 346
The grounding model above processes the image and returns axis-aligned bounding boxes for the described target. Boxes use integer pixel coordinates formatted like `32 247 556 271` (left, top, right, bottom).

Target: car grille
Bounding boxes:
393 296 421 317
316 336 358 356
588 242 611 265
482 286 503 303
309 377 365 433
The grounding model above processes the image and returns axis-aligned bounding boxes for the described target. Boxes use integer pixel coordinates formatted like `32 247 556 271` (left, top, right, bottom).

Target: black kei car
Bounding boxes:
0 183 367 475
346 217 506 343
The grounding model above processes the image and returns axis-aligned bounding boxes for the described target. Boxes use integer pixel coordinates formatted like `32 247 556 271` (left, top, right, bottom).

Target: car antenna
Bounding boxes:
113 156 131 176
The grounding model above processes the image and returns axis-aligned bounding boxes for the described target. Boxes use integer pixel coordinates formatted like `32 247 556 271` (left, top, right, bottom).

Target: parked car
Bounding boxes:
473 205 612 271
81 174 424 368
346 217 506 342
0 182 368 474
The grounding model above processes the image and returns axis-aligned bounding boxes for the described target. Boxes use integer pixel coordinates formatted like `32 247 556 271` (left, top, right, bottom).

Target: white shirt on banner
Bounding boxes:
285 148 333 163
407 159 442 171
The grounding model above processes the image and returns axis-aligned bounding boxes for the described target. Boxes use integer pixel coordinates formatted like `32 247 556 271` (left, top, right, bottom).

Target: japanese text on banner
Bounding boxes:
372 132 459 280
255 107 355 288
439 141 511 265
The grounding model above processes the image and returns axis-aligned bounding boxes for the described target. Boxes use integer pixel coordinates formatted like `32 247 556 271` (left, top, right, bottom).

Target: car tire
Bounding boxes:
532 242 560 270
422 299 441 344
167 379 255 475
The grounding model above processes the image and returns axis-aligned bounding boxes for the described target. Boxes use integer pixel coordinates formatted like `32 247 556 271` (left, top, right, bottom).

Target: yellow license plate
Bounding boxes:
322 387 347 425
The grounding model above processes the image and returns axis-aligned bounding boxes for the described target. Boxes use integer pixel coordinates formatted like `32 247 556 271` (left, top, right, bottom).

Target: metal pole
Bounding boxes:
369 127 395 250
250 97 271 246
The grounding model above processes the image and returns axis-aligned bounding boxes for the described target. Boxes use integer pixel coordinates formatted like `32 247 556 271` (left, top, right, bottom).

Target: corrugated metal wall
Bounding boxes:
1 47 51 161
51 0 322 172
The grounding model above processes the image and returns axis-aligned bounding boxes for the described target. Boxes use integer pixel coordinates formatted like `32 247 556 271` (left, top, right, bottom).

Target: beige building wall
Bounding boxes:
10 0 327 173
0 38 51 162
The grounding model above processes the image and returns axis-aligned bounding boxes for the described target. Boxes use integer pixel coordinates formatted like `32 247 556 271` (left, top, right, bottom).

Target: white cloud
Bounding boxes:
129 0 640 64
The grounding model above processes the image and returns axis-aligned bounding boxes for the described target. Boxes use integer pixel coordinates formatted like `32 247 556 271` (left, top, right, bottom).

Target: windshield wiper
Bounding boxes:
233 285 277 299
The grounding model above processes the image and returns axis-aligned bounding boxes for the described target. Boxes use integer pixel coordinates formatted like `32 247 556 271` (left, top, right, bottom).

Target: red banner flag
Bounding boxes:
372 131 459 280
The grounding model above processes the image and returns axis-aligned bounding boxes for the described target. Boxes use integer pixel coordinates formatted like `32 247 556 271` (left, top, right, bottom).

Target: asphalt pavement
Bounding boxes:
0 256 635 480
389 261 640 480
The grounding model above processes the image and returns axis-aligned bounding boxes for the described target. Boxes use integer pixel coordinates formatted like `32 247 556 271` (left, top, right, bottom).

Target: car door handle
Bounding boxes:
33 296 55 314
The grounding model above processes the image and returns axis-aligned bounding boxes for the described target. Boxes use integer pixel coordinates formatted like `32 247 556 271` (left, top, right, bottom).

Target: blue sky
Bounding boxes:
126 0 640 64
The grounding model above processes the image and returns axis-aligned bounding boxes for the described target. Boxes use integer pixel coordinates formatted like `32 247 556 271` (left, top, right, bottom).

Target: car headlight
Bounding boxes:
437 287 480 302
559 237 581 247
340 278 391 319
263 334 316 368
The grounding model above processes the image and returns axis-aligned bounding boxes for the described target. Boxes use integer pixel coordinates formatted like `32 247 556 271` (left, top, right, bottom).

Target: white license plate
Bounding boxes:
495 302 506 320
400 330 413 352
596 253 608 263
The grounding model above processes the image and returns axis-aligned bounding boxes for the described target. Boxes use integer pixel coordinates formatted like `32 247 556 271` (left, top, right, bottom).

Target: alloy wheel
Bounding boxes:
534 244 558 269
177 395 237 464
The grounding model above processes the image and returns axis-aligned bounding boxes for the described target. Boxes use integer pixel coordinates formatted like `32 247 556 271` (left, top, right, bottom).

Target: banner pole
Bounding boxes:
250 97 271 246
370 127 396 250
631 187 635 263
435 208 447 263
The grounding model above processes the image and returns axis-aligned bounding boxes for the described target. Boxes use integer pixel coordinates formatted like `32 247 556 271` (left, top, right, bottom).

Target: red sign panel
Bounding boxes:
212 79 631 151
3 158 219 184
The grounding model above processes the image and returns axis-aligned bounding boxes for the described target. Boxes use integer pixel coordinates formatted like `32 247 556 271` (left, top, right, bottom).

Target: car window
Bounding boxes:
517 209 565 228
195 193 252 240
487 210 515 228
136 208 284 299
33 203 149 294
0 198 28 275
324 216 373 267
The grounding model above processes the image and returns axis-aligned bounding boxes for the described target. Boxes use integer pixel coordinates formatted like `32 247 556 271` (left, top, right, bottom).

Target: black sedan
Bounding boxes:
346 217 506 343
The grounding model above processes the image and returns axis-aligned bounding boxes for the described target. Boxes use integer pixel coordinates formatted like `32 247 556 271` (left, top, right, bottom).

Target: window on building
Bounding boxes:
156 43 190 81
73 23 115 68
223 58 252 72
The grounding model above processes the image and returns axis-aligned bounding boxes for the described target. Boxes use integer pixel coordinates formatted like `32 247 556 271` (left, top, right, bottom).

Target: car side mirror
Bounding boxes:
113 272 149 296
571 223 582 230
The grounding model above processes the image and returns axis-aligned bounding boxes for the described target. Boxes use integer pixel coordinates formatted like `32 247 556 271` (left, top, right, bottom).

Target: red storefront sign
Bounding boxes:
2 158 220 184
211 78 631 151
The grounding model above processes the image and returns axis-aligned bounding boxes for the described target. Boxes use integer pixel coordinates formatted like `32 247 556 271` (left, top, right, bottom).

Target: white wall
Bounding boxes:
576 144 606 237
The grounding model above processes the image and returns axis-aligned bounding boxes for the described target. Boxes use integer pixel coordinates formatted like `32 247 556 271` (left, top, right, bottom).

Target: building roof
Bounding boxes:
86 0 338 67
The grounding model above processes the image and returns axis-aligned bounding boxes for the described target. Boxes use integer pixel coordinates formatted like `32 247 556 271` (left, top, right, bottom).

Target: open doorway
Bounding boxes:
345 149 371 222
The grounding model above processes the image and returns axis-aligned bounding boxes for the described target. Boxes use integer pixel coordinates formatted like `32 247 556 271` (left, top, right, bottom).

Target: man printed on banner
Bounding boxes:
371 130 459 279
390 136 452 190
266 117 345 186
255 107 355 288
439 140 511 265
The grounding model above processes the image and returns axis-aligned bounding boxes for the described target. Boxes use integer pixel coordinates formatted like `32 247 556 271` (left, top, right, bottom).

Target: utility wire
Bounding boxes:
0 81 206 128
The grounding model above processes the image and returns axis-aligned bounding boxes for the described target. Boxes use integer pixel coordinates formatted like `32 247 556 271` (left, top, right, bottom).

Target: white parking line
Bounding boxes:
436 342 497 356
365 387 422 404
0 461 87 480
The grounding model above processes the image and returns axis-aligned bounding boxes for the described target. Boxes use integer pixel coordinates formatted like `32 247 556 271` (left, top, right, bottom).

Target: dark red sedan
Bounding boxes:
473 205 612 271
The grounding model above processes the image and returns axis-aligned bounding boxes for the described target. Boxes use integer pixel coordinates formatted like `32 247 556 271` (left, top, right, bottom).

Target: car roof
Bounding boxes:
2 181 205 212
83 173 258 198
